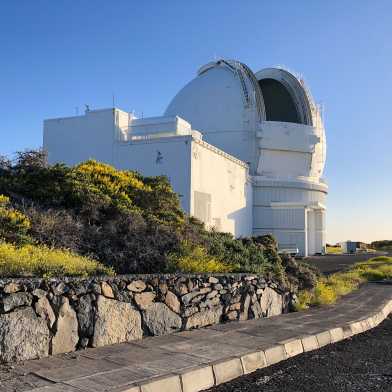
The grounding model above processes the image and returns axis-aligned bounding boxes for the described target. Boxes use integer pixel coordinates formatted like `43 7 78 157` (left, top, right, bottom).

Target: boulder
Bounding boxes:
127 280 146 292
1 292 32 313
92 296 142 347
35 296 56 328
182 288 210 306
239 294 250 321
100 282 114 298
3 282 21 294
165 291 181 314
143 303 182 336
251 301 262 319
259 287 283 317
0 307 50 362
33 288 47 298
207 290 218 299
134 292 156 310
53 282 67 295
52 297 79 355
77 294 94 338
226 311 238 321
185 306 222 330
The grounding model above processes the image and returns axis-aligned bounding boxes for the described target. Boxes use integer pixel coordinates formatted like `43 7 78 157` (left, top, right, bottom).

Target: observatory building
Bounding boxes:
44 60 327 256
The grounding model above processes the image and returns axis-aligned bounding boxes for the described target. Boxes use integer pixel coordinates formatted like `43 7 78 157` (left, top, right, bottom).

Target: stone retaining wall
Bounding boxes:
0 274 292 363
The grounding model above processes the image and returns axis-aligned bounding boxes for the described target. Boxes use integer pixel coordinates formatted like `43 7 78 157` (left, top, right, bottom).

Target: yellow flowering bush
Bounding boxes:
168 244 232 273
71 160 148 212
294 256 392 310
0 242 113 278
0 195 31 244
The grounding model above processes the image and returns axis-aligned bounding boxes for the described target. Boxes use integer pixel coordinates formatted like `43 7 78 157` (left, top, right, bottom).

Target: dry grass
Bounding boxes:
294 256 392 310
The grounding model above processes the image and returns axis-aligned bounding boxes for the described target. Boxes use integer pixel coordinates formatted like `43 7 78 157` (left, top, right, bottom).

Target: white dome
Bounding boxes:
165 60 326 181
165 60 263 169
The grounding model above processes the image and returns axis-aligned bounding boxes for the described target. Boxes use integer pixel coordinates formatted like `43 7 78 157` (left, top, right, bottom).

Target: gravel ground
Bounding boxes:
208 316 392 392
304 253 385 275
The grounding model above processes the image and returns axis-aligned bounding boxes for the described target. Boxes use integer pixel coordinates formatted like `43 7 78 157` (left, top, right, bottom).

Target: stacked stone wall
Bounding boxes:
0 274 293 362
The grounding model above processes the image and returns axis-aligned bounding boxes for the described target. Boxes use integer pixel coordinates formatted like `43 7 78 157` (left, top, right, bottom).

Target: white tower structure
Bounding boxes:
165 60 327 256
44 59 327 256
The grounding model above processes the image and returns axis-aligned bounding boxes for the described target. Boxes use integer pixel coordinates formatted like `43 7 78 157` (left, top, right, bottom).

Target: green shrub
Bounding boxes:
0 242 113 278
0 149 307 283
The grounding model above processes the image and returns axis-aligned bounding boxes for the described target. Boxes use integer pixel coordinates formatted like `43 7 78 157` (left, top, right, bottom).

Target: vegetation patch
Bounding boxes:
0 242 113 278
0 150 316 287
294 256 392 310
326 245 342 254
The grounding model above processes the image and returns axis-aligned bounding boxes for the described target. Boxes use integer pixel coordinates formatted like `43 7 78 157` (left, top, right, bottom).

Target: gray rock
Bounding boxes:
134 292 156 310
239 294 251 321
182 291 202 306
35 296 56 328
260 287 283 317
178 283 188 295
214 284 223 290
165 291 181 314
143 302 182 336
115 290 133 303
79 337 89 348
1 292 32 313
3 282 21 294
89 282 102 295
229 302 241 311
33 288 47 298
52 282 67 295
159 282 168 295
226 311 238 321
52 297 79 355
77 294 94 338
183 306 199 317
185 306 223 329
92 296 142 347
183 287 211 305
208 277 219 284
100 282 114 298
127 280 146 292
207 290 218 299
251 301 262 319
203 296 221 308
0 307 50 362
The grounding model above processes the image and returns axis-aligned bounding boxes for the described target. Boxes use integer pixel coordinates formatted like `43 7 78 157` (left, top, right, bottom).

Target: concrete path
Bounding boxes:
7 283 392 392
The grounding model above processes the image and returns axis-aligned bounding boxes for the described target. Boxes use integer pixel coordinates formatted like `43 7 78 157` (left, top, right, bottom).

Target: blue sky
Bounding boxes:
0 1 391 244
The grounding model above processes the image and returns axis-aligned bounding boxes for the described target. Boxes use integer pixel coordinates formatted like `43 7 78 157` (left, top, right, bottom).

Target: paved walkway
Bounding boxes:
6 283 392 392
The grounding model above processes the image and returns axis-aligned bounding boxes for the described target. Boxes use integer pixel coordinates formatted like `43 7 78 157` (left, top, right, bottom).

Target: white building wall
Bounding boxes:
115 136 192 212
43 109 128 166
43 110 252 237
190 139 252 237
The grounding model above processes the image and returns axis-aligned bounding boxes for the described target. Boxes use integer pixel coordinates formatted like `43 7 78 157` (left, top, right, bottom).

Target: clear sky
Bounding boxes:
0 1 391 244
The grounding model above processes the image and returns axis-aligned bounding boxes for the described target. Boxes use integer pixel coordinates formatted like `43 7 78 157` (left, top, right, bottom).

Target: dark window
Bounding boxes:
258 78 302 124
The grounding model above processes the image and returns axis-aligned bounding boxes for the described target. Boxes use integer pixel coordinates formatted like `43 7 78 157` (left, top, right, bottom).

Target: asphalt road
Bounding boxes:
304 253 385 275
208 316 392 392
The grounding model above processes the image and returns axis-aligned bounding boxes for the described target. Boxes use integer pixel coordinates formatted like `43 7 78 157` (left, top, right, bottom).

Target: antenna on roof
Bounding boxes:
112 94 115 108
